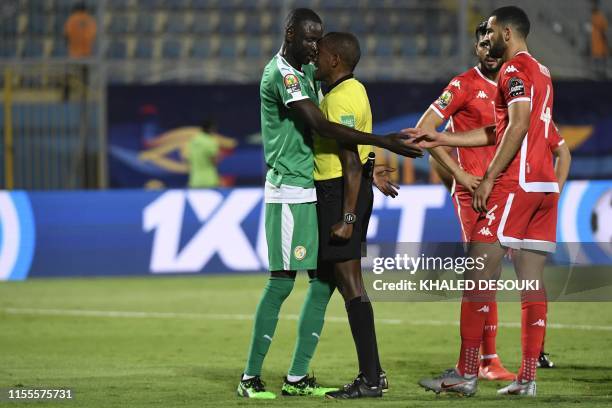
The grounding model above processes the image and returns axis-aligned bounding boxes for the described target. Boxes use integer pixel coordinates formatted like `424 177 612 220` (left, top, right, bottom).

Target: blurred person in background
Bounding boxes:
591 0 609 79
64 2 97 58
63 2 97 100
186 120 235 189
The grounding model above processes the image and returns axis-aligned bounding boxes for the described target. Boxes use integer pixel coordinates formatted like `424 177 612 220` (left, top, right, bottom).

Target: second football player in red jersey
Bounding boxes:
410 6 572 397
415 21 514 382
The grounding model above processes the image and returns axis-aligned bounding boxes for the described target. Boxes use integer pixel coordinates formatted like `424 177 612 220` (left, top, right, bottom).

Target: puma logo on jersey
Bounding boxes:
450 80 461 89
477 305 490 313
505 65 519 73
477 90 488 99
531 319 546 327
478 227 493 237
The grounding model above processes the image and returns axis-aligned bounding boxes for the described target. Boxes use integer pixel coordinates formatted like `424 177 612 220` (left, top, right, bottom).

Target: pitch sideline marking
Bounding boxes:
3 307 612 331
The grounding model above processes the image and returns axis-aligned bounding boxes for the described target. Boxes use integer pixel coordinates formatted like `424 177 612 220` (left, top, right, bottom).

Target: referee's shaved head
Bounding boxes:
320 32 361 71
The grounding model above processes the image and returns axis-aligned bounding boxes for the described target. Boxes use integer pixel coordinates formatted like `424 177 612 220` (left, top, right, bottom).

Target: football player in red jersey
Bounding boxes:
415 21 514 382
410 6 571 397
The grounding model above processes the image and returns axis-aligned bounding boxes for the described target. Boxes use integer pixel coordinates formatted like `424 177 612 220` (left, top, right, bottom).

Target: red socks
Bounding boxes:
481 301 498 364
518 289 547 382
457 290 495 377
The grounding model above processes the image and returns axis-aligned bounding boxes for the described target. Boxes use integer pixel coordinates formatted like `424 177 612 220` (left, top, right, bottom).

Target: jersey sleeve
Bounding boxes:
429 76 469 120
324 92 357 128
275 67 310 108
499 64 532 106
548 121 565 151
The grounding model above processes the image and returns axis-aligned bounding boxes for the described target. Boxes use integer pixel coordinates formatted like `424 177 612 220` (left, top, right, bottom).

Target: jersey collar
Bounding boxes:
473 66 497 87
276 51 305 77
327 73 354 92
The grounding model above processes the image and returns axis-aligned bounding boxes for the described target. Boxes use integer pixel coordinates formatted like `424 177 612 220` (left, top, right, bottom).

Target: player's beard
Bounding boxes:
489 38 506 59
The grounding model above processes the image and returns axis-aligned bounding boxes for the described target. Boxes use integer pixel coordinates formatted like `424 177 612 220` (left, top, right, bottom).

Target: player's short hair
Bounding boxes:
490 6 530 38
321 32 361 71
474 20 488 42
285 8 322 31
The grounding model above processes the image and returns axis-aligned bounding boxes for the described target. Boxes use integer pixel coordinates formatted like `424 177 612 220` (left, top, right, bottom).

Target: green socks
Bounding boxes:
244 277 295 376
288 278 335 377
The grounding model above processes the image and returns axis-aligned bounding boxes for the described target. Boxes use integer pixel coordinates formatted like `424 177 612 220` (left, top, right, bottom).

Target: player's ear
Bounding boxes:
503 25 511 42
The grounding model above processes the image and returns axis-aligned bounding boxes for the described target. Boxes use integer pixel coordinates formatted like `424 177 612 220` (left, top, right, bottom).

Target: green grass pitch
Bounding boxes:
1 274 611 407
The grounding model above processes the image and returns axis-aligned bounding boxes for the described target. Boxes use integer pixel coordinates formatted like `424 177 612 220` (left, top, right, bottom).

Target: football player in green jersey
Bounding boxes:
237 8 422 399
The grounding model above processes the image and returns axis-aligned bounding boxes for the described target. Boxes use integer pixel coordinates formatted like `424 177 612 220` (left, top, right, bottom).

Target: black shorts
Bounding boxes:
315 175 374 265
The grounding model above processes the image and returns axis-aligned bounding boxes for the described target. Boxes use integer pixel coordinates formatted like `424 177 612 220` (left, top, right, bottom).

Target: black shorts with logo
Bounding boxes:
315 175 374 268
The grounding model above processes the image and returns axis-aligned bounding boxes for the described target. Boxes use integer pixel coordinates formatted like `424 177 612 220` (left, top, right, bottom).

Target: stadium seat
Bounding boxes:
218 13 237 35
0 17 18 35
135 13 157 34
106 40 127 59
192 13 217 34
134 38 154 58
348 14 369 35
191 0 217 9
400 36 418 57
244 17 262 35
22 39 45 58
161 38 183 58
244 38 261 58
165 0 192 9
108 0 131 10
0 41 17 58
373 37 394 57
26 14 51 35
138 0 162 10
425 37 442 56
191 39 214 58
165 13 190 34
108 14 131 34
51 39 68 57
219 37 238 58
373 12 394 35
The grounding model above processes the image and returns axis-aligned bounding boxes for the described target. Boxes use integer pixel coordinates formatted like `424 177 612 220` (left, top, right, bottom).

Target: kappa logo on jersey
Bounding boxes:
477 305 490 313
450 79 461 89
508 77 525 97
531 319 546 327
485 204 498 226
478 227 493 237
505 65 519 74
477 90 488 99
436 90 453 110
283 74 301 94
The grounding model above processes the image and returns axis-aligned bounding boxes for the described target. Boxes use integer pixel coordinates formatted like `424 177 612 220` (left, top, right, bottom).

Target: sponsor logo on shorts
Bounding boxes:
435 90 453 110
283 74 301 94
293 245 306 260
477 305 490 313
531 319 546 327
508 77 525 97
478 227 493 237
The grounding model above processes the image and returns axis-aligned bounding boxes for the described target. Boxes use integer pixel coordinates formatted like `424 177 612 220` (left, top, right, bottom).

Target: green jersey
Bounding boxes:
260 53 321 203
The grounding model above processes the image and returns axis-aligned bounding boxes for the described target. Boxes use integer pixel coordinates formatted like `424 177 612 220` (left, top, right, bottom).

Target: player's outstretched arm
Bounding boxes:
416 108 482 194
403 126 496 148
289 99 423 158
331 144 362 241
472 101 530 212
553 142 571 192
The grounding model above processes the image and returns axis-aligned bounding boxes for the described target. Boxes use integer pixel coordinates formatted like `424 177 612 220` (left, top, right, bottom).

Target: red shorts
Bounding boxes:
451 192 479 243
469 186 559 253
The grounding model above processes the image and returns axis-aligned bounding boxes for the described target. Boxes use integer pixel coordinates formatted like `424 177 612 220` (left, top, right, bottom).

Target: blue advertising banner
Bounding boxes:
0 181 610 280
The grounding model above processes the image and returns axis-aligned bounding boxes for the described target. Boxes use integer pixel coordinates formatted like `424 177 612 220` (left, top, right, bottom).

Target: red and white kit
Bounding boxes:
471 51 561 252
430 66 498 242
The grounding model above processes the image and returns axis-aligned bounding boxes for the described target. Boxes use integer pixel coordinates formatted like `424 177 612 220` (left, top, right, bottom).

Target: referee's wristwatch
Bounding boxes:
343 212 357 224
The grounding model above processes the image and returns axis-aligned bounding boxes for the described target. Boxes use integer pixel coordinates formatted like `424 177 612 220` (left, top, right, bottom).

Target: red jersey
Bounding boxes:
495 51 559 193
430 67 498 195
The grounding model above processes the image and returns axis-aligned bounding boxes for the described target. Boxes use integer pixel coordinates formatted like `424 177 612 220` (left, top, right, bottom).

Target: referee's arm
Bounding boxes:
331 143 362 241
289 99 423 158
